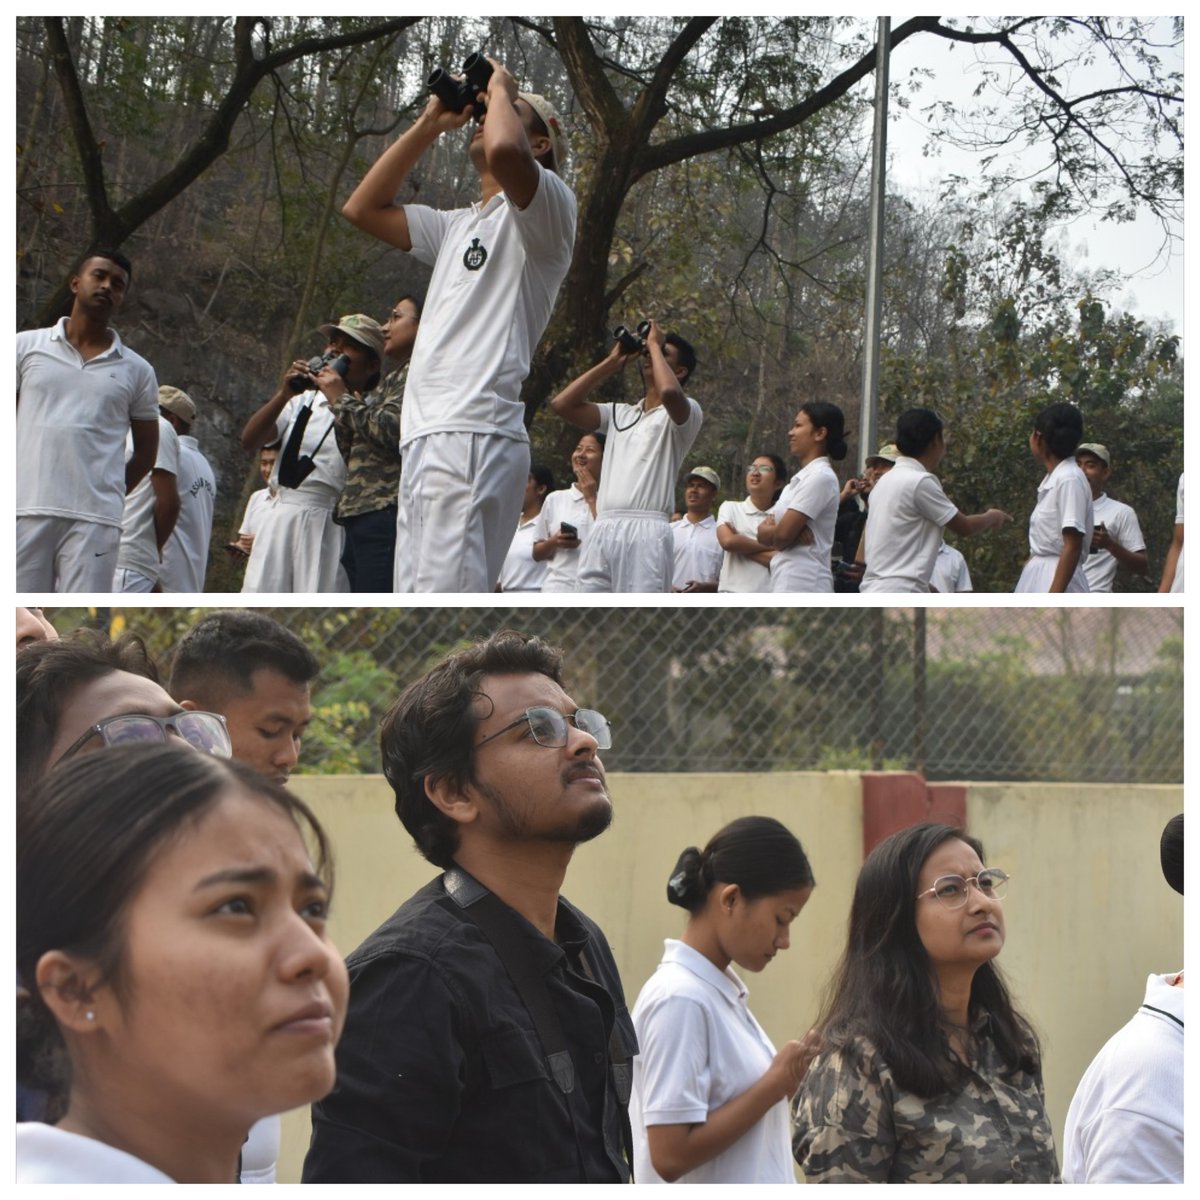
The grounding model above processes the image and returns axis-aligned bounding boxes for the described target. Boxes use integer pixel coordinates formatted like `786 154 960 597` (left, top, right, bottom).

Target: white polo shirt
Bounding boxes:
498 513 548 592
716 495 773 592
533 483 594 591
116 415 180 582
1170 473 1184 593
630 939 795 1184
269 391 346 503
929 541 972 593
1062 972 1183 1183
160 435 217 592
768 457 839 592
1083 493 1146 592
401 165 576 449
1027 457 1093 558
17 317 159 527
672 513 722 588
594 397 703 516
239 487 278 538
860 455 959 592
17 1123 173 1183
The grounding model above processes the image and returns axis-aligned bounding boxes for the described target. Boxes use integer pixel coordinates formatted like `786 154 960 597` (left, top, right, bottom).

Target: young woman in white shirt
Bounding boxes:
16 743 349 1183
1015 402 1093 592
758 402 847 592
630 816 818 1184
716 453 786 592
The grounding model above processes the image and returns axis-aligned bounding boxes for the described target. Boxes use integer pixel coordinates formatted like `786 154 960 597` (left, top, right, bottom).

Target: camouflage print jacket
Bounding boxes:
792 1016 1060 1183
333 364 407 522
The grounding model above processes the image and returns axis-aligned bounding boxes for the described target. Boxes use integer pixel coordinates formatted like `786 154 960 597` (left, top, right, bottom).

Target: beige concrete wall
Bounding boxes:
276 772 1182 1183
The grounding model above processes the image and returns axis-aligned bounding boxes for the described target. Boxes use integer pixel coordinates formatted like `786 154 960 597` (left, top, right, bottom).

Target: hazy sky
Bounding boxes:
878 16 1183 333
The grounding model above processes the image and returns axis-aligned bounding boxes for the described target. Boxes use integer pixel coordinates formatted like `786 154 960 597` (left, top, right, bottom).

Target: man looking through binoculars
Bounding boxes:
240 315 384 592
342 55 576 593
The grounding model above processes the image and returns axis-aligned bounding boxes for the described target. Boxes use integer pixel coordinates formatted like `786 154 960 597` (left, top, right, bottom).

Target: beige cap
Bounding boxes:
158 385 196 424
1076 442 1111 466
866 443 899 465
685 466 721 490
518 91 567 167
317 313 385 358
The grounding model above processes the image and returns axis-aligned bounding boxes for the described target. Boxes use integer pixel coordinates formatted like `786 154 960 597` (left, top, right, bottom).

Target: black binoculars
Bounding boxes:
288 351 351 393
427 51 493 116
613 320 652 354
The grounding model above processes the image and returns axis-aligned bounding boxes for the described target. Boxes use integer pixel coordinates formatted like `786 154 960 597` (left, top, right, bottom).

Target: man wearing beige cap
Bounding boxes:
342 57 576 592
241 314 384 591
672 466 723 592
112 385 181 592
158 386 217 593
1075 442 1148 591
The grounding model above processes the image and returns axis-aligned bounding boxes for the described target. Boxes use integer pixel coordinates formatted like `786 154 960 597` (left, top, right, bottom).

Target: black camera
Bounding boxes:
613 320 652 354
427 51 493 116
288 351 351 393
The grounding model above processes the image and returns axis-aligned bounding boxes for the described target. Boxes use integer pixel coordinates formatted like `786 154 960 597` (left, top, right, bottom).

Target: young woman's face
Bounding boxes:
99 786 349 1128
788 410 825 460
914 838 1005 975
746 458 779 497
573 435 604 479
721 885 813 974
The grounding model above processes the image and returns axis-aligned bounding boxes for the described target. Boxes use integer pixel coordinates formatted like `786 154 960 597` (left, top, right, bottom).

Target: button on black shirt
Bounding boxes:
302 871 637 1183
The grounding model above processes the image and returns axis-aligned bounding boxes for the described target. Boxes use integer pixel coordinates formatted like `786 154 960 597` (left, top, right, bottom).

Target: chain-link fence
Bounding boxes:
47 606 1183 785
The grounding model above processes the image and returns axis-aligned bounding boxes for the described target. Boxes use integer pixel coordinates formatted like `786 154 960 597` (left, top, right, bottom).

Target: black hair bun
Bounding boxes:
666 846 705 909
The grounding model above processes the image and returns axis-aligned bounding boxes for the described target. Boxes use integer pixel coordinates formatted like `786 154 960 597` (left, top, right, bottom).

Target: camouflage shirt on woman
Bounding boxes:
793 1014 1059 1183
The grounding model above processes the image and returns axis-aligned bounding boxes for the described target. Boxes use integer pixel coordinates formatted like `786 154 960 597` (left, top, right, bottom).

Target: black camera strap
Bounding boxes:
278 396 336 488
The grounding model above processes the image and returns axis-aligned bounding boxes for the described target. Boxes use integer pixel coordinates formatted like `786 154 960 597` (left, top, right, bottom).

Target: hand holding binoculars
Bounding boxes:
427 52 493 116
612 320 653 354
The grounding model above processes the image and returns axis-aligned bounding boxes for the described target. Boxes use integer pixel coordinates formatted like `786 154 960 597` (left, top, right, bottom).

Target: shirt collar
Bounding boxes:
740 494 771 513
52 315 123 357
661 938 748 1006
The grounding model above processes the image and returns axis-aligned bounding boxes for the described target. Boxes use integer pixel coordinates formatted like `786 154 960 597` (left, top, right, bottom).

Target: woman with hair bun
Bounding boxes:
16 743 349 1183
1015 402 1093 591
793 822 1057 1183
629 816 817 1183
758 401 847 592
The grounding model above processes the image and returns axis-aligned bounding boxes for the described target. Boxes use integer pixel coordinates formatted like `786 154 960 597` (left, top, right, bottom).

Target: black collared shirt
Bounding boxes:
302 871 637 1183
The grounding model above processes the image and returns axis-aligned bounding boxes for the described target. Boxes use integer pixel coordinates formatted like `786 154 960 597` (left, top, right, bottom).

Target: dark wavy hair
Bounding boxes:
799 401 848 462
814 822 1039 1098
17 743 333 1121
667 816 815 914
379 630 565 868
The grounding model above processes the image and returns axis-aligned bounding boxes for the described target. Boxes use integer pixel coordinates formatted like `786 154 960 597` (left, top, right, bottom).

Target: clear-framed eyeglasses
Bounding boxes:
916 868 1010 909
57 711 233 763
476 706 612 751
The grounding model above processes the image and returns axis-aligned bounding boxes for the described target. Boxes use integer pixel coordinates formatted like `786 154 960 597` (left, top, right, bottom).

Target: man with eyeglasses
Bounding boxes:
331 296 422 592
305 630 636 1183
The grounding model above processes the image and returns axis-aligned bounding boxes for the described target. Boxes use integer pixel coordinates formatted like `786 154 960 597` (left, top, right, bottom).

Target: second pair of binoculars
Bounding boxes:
613 320 654 355
288 350 351 393
427 52 493 116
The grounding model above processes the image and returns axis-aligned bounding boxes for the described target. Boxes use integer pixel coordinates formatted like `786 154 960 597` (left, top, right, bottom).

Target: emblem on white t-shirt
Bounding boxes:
463 238 488 270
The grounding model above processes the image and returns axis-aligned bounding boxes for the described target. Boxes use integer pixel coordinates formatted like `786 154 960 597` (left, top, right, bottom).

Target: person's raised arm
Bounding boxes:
480 61 541 210
550 342 636 432
644 321 690 425
342 96 472 250
944 508 1011 538
126 419 158 495
242 361 309 453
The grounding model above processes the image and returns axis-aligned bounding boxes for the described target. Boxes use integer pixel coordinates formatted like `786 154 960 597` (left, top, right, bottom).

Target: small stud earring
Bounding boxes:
85 1011 95 1021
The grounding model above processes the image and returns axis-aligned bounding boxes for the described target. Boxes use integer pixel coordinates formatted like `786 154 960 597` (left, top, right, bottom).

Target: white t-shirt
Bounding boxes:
1027 457 1094 559
239 487 278 538
860 456 959 592
594 397 703 516
160 435 216 592
630 939 795 1185
1170 473 1184 593
401 166 576 448
270 391 346 503
16 317 160 527
1083 493 1146 592
672 513 723 588
498 513 548 591
534 484 594 591
116 415 180 582
929 541 973 593
1062 972 1183 1183
16 1123 174 1183
768 457 839 592
716 496 774 592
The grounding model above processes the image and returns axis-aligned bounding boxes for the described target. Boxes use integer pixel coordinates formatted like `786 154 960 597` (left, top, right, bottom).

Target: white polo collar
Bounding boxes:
661 937 748 1007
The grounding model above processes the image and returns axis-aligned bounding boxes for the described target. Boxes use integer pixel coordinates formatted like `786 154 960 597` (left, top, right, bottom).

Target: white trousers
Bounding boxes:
16 515 121 592
577 511 673 593
242 493 346 593
394 432 529 593
112 567 156 593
